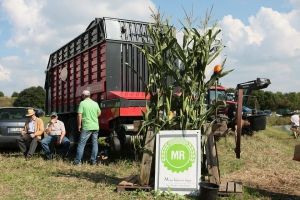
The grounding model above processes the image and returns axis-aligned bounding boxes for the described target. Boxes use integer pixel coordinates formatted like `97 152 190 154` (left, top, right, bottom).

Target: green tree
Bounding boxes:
13 86 45 110
275 91 292 109
263 91 276 111
0 91 4 97
226 87 235 93
241 90 300 112
246 90 262 110
286 92 298 111
11 92 19 97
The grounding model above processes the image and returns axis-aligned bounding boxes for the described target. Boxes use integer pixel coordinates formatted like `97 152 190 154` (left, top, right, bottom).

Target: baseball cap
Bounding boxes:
50 112 58 116
82 90 90 96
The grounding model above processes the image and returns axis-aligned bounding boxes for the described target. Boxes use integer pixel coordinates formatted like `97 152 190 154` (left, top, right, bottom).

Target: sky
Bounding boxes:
0 0 299 97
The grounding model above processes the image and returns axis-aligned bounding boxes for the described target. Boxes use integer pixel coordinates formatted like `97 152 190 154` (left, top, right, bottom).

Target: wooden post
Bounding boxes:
138 128 155 186
205 125 221 184
235 89 243 159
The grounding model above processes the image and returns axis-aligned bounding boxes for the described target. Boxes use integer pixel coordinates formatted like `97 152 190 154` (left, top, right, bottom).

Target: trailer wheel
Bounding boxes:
66 117 78 153
110 136 121 152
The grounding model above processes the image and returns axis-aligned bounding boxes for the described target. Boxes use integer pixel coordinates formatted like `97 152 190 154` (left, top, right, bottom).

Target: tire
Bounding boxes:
66 117 79 153
110 135 121 152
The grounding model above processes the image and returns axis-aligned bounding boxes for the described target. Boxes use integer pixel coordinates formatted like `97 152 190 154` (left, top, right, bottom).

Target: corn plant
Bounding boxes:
127 9 233 138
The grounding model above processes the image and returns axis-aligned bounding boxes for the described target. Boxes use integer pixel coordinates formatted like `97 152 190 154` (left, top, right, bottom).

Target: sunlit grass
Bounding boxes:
1 122 299 199
218 125 300 200
266 116 290 126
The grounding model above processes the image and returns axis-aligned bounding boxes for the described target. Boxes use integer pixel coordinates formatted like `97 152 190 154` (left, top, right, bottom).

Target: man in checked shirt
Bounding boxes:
41 112 70 160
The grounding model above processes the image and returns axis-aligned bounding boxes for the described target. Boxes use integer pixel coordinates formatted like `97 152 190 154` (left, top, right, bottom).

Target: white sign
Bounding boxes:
155 130 201 196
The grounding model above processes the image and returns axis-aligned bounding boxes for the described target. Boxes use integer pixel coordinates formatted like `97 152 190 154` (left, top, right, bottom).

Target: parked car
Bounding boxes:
264 110 272 117
242 106 252 116
276 108 292 116
256 110 265 115
0 107 44 147
34 108 45 117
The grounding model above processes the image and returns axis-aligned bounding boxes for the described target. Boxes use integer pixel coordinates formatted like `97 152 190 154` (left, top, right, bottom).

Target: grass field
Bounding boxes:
1 121 300 199
0 97 16 107
218 125 300 200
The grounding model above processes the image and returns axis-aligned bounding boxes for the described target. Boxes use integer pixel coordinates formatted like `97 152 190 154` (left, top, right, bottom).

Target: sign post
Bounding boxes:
155 130 201 196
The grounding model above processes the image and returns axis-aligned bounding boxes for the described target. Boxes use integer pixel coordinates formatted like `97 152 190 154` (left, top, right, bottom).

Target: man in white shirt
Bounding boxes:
290 114 300 139
41 112 70 160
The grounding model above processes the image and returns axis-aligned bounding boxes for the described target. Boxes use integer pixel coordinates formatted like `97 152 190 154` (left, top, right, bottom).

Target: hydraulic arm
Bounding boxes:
233 78 271 105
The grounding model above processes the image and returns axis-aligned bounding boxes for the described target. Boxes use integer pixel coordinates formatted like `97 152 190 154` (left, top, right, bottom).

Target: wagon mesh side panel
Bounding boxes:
45 17 158 115
75 55 81 105
120 43 149 92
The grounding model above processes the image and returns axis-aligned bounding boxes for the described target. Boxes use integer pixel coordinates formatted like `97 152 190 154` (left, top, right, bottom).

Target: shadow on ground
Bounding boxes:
243 186 300 200
53 170 122 187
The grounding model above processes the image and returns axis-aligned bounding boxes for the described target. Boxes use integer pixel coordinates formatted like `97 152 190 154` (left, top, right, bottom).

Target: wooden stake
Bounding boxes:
138 128 155 186
205 126 221 184
235 89 243 158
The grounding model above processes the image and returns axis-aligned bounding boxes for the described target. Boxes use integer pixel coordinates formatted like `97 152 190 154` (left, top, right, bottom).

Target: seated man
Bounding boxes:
41 112 70 160
17 109 44 159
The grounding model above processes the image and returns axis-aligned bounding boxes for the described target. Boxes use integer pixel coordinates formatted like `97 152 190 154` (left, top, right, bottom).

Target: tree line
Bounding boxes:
0 86 298 112
0 91 19 98
0 86 45 110
227 88 300 112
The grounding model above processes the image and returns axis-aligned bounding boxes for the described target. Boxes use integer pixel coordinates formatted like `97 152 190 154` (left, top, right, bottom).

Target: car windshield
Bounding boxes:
0 108 28 120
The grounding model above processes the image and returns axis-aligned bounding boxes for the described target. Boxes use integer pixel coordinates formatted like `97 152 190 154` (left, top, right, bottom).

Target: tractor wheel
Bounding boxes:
66 117 79 153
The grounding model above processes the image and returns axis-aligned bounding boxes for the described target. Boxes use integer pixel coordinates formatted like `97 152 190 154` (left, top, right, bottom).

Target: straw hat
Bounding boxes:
26 109 35 116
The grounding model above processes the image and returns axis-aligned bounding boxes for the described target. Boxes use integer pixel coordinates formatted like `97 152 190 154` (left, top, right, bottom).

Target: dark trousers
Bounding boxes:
16 134 38 156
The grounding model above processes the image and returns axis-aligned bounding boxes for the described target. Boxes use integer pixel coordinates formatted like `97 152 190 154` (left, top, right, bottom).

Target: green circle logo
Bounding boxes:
161 138 196 173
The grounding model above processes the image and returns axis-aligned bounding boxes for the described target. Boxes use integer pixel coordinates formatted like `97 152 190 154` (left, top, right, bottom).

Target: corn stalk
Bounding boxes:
127 9 233 140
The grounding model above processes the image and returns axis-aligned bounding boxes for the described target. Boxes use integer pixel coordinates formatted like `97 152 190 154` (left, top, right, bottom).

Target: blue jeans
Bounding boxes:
41 135 70 157
73 130 98 164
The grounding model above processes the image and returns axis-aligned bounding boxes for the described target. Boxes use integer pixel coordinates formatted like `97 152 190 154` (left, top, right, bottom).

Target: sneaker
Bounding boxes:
26 155 32 160
61 155 68 161
73 162 82 166
90 161 97 166
45 154 53 161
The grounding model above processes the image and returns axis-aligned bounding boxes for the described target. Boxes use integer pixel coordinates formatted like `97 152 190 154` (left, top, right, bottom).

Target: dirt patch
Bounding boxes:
218 127 300 199
273 125 293 133
222 167 300 197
